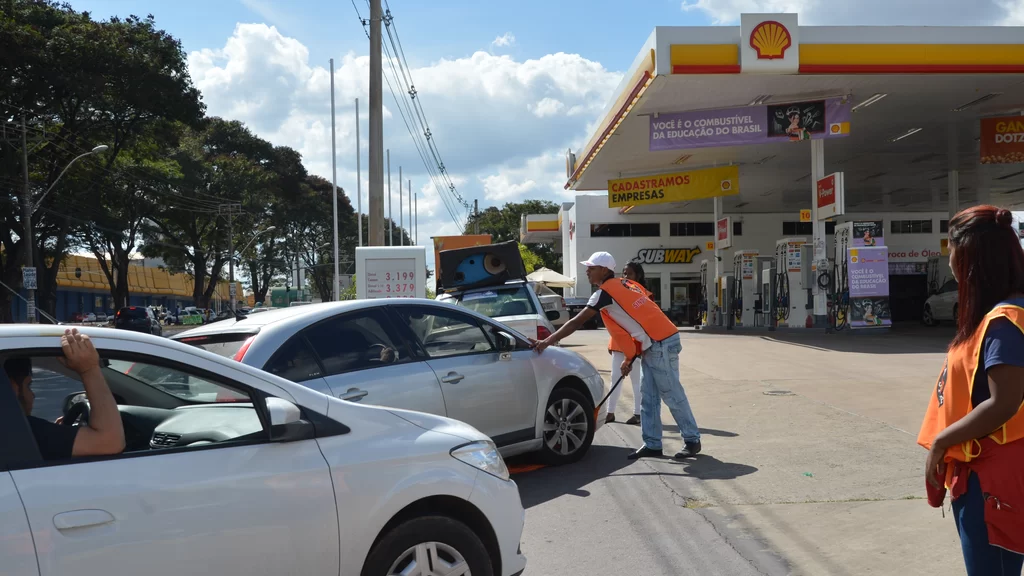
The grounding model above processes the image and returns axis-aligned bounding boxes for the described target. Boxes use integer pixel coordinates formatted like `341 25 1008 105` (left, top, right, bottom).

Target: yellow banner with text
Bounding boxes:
608 165 740 208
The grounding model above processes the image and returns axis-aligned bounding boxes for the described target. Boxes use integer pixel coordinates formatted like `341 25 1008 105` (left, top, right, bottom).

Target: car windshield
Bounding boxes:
177 333 255 359
105 359 249 402
450 285 537 317
534 283 558 297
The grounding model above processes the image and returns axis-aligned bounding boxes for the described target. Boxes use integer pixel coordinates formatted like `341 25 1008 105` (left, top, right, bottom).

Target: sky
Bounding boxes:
66 0 1024 271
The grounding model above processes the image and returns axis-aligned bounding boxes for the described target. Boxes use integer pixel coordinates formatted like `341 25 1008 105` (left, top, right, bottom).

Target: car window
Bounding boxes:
264 336 324 383
941 280 958 294
451 285 538 318
301 309 410 375
26 366 82 422
106 359 249 402
534 283 558 297
393 306 496 358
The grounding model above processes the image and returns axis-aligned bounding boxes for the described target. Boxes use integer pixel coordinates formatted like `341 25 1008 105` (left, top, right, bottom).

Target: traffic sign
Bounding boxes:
22 267 37 290
229 283 237 298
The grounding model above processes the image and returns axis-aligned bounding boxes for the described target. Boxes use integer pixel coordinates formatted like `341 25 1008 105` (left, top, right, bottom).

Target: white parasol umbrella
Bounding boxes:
526 267 576 288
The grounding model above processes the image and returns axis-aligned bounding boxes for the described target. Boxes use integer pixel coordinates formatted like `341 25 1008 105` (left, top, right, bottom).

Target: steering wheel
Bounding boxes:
63 400 90 426
367 343 396 363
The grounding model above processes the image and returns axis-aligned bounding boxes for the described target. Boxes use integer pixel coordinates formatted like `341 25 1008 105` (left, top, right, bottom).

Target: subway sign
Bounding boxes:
636 247 702 265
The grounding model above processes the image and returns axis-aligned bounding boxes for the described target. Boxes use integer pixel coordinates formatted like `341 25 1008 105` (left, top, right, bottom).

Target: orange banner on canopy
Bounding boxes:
981 116 1024 164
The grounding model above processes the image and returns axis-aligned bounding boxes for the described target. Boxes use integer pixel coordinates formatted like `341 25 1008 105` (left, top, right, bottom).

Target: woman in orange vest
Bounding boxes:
606 261 646 425
918 206 1024 575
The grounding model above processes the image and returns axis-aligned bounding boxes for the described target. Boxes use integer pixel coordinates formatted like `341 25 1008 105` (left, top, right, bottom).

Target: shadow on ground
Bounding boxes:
691 323 953 355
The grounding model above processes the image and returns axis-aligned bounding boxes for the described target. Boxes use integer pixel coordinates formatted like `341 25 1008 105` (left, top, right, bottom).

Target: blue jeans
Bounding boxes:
639 333 700 449
953 472 1024 576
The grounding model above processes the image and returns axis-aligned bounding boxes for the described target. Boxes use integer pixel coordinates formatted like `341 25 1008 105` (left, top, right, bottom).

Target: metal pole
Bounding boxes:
387 149 393 245
414 189 418 246
368 0 385 246
20 114 35 323
356 98 362 247
398 166 404 246
408 179 412 246
228 210 235 312
474 199 479 234
330 58 340 301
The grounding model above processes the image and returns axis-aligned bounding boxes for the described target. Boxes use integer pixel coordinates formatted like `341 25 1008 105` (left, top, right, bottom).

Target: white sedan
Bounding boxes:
176 298 607 465
1 326 527 576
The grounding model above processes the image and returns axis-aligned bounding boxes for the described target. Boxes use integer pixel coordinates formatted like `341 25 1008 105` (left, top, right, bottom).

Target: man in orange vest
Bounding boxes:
532 252 702 460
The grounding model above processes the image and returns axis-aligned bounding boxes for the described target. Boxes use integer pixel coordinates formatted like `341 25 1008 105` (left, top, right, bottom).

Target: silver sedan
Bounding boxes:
175 298 607 465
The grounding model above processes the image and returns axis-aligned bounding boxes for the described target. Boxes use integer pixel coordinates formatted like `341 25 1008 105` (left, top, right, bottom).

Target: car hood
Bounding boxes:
386 407 490 444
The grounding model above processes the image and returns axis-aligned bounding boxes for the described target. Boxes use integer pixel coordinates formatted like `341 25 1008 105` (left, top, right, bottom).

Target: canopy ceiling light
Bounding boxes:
888 128 923 143
748 94 772 106
996 170 1024 180
952 93 1002 112
851 93 887 112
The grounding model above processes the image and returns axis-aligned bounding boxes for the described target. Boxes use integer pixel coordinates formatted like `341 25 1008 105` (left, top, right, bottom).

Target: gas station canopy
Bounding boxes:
565 14 1024 214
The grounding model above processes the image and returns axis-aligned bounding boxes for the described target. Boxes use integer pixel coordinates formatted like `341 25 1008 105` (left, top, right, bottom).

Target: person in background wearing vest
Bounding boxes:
532 252 702 460
918 206 1024 575
606 261 647 425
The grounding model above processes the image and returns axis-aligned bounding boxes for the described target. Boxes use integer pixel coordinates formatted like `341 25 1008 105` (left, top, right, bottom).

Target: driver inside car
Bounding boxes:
5 328 125 460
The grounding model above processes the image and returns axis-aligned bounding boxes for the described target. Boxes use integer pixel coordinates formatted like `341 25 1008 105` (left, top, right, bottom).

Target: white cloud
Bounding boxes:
682 0 1012 26
492 32 516 48
188 23 621 253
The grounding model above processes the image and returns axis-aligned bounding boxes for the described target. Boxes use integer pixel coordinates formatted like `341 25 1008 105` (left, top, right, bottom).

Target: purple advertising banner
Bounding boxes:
848 246 892 329
650 97 852 152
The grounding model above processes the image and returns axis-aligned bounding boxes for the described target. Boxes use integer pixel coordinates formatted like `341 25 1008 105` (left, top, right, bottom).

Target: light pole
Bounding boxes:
232 226 277 312
22 142 108 323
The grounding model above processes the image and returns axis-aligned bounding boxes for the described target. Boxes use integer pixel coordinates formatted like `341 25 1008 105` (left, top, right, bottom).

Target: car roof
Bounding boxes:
440 280 533 296
175 298 474 338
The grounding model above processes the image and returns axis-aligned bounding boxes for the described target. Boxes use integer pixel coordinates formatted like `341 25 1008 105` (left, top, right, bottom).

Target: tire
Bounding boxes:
362 516 493 576
922 304 937 327
539 386 595 466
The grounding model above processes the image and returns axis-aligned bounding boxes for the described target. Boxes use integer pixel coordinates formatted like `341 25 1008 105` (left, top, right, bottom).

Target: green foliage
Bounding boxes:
519 244 543 274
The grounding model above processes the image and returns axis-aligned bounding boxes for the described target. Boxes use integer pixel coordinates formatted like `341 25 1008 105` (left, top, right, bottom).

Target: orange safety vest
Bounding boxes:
599 277 677 360
918 304 1024 487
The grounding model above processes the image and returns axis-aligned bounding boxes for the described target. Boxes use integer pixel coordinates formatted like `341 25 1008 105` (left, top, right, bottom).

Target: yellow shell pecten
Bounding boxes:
750 21 792 60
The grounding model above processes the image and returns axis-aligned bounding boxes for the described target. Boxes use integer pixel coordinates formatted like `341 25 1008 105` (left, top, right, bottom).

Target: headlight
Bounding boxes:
450 440 510 481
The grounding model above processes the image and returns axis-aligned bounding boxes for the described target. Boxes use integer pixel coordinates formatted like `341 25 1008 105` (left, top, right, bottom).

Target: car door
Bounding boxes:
281 307 447 416
0 383 40 576
5 341 339 576
390 304 539 446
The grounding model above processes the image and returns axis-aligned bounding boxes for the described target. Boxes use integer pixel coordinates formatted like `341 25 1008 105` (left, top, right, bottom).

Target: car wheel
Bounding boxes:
539 387 595 465
922 304 937 327
362 516 493 576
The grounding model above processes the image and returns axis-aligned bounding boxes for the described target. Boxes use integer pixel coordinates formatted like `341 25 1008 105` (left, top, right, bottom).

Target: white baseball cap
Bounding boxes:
580 251 616 270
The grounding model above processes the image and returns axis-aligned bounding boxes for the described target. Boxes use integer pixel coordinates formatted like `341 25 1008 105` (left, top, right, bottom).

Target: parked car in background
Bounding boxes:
532 282 569 327
923 278 958 326
565 298 602 330
1 325 527 576
437 281 556 342
115 306 163 336
84 312 97 323
69 312 85 323
175 299 606 465
94 312 108 324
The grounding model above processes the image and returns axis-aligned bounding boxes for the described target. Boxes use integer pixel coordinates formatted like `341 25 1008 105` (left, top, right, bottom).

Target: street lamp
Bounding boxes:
32 145 109 214
22 143 108 324
230 226 277 312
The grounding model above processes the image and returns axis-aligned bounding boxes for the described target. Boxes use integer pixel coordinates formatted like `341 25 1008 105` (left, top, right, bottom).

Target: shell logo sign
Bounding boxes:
749 21 792 60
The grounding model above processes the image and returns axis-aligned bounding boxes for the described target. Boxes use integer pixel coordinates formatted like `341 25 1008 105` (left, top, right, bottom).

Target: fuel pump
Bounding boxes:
830 223 852 331
774 238 808 327
699 260 709 326
732 250 759 327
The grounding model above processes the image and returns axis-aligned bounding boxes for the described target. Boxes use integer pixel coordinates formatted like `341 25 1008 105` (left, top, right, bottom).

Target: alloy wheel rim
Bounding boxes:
387 541 471 576
542 397 588 455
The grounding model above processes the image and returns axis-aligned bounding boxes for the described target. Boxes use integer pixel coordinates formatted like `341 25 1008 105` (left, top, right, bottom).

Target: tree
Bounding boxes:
465 200 562 271
519 244 542 273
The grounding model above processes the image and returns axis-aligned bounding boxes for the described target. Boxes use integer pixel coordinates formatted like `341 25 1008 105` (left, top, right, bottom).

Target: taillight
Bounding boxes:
233 335 256 361
537 325 552 340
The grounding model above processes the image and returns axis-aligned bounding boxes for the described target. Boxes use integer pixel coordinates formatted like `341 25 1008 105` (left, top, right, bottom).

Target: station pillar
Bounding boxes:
713 195 722 325
810 139 827 324
948 170 960 220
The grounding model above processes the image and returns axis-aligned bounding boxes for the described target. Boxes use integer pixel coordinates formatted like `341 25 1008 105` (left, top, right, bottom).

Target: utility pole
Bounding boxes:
414 189 418 246
408 179 413 246
368 0 385 245
20 114 35 323
219 203 242 312
387 149 393 245
330 58 340 301
398 166 403 246
474 199 480 235
356 98 362 247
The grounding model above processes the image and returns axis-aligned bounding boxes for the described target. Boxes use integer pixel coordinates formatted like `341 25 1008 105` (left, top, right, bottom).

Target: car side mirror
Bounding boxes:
266 397 314 442
62 392 87 417
496 331 516 352
545 310 560 321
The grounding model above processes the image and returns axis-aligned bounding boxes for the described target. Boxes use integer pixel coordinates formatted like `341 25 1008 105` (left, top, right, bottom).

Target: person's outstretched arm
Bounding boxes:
61 329 125 457
532 307 597 353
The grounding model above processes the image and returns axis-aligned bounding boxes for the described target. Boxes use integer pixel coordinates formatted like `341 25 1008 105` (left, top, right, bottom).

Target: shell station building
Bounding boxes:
520 13 1024 328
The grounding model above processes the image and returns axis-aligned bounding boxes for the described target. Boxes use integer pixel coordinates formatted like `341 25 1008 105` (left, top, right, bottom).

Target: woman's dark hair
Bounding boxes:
949 205 1024 347
624 261 647 289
